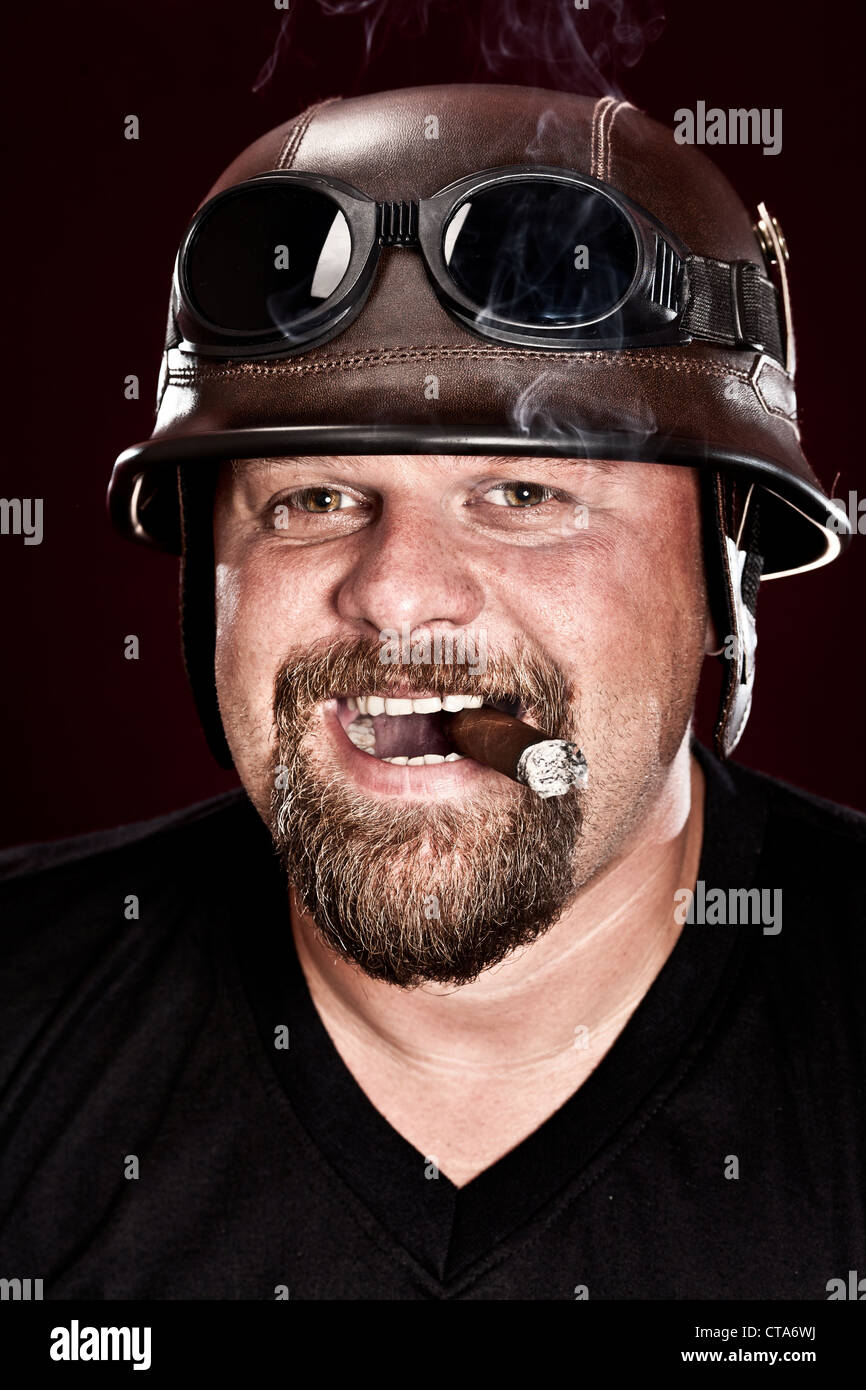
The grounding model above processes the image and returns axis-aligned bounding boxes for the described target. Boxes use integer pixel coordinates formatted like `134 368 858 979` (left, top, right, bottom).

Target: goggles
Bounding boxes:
173 164 784 363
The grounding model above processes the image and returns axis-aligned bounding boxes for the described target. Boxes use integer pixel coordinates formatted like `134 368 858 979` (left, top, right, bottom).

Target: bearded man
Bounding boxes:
1 86 862 1300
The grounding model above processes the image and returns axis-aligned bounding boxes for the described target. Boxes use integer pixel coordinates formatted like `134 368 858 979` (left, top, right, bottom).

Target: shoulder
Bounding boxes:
0 789 255 895
725 756 866 860
695 741 865 937
0 789 254 887
695 739 865 854
0 788 259 979
719 756 866 972
0 790 264 1094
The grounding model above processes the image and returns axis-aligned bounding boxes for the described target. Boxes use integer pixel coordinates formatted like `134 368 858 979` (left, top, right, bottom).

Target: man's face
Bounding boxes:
213 454 709 986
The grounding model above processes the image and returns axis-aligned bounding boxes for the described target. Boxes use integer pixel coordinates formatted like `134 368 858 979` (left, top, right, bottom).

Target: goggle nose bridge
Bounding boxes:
376 200 420 247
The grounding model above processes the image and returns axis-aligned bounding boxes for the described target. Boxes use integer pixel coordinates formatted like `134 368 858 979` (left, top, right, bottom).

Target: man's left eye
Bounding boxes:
487 482 555 508
293 487 356 513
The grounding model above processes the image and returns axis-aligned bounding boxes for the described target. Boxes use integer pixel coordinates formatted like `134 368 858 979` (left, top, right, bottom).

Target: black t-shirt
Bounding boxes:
1 744 864 1300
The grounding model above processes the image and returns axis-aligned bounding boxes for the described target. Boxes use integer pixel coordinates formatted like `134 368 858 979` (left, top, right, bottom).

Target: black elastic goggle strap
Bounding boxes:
682 257 783 362
178 464 234 769
705 470 764 759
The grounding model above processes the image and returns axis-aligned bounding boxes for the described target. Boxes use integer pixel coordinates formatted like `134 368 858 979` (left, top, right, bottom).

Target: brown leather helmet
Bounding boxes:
107 84 852 768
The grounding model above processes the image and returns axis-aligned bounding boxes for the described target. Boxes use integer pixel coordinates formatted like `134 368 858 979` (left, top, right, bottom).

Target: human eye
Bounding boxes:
484 481 558 508
463 474 595 544
284 486 360 513
263 483 372 540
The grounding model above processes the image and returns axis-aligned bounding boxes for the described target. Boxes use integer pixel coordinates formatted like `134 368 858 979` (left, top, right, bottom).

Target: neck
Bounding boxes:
290 739 705 1077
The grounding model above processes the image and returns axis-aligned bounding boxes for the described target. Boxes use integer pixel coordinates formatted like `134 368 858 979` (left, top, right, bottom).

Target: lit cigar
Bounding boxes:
444 706 588 798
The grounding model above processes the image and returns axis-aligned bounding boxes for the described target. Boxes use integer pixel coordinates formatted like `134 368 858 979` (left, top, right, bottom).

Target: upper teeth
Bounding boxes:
348 694 484 716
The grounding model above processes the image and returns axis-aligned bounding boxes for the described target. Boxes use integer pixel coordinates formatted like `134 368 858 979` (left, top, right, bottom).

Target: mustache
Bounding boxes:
272 634 576 741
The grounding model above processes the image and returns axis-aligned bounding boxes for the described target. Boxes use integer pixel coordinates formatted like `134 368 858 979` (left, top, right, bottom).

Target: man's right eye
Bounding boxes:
267 485 371 537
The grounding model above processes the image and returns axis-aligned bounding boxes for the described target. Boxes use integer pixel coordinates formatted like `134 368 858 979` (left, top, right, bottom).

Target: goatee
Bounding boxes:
268 637 585 987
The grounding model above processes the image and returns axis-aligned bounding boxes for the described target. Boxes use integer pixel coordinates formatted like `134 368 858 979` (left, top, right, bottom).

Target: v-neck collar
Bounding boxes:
220 742 768 1283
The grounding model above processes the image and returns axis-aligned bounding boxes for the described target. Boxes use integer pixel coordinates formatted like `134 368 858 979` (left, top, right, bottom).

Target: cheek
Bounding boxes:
493 483 706 738
214 558 259 695
213 548 308 756
496 527 699 669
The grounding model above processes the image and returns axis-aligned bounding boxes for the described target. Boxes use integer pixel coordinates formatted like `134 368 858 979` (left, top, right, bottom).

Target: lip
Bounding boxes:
321 698 518 801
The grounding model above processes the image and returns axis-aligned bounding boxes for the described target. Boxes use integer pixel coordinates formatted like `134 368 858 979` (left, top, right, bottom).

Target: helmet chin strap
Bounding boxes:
706 472 763 758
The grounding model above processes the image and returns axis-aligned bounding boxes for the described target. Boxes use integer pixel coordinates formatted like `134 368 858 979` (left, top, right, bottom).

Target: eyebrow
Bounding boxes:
232 454 617 475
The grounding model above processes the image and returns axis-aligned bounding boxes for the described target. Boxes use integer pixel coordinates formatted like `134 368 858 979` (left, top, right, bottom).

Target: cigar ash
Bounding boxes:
516 739 589 798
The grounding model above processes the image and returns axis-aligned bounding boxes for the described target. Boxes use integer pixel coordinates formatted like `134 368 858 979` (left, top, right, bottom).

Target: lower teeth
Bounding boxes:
346 716 376 752
345 712 465 764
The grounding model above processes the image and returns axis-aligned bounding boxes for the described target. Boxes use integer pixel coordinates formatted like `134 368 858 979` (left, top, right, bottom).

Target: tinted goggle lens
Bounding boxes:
180 177 641 342
183 185 352 335
442 181 638 326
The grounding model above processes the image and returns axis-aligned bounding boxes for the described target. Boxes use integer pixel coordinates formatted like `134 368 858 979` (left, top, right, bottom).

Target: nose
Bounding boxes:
335 493 485 639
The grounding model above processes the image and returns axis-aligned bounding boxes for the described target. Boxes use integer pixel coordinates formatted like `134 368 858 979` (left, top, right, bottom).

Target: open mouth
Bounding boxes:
337 692 524 764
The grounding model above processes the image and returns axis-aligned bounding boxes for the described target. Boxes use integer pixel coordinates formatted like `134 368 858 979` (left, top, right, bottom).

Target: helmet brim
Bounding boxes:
108 423 852 578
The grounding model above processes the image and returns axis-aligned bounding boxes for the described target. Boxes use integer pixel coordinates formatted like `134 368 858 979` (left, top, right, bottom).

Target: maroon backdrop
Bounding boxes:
2 0 862 846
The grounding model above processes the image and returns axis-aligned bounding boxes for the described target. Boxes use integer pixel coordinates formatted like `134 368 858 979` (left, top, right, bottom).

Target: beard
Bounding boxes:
267 636 586 988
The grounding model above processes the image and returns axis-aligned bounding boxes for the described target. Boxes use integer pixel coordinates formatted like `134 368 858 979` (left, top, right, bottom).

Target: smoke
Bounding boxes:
254 0 666 98
318 0 443 59
475 0 665 99
509 370 658 450
254 0 454 90
253 11 293 92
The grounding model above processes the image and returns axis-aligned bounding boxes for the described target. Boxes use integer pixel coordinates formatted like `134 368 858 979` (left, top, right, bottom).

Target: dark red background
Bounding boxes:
2 0 862 846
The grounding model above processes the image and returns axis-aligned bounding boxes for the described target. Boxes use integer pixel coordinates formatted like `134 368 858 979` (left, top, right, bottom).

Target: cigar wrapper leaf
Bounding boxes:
444 707 588 798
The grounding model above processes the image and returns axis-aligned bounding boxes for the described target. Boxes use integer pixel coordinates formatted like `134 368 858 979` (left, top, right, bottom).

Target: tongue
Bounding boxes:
371 711 454 759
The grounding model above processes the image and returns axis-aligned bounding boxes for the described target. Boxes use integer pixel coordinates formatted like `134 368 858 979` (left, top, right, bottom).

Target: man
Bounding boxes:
1 85 863 1299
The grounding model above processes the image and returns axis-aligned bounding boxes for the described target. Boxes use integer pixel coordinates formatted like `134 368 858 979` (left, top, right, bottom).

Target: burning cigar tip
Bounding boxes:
516 739 589 798
443 705 588 798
